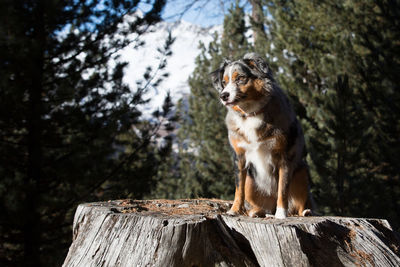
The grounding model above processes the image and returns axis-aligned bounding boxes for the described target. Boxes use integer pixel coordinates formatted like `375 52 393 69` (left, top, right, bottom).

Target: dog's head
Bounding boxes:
210 53 273 106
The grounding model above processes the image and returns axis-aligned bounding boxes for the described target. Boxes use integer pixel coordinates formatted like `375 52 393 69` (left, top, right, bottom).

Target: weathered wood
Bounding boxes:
63 199 400 267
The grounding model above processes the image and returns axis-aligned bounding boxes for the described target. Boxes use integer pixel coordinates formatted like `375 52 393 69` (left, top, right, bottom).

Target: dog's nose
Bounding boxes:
220 92 229 101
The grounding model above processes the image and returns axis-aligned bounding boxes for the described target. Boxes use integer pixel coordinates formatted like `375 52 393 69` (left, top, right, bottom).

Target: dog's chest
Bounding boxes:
232 115 276 149
232 114 278 195
233 115 263 144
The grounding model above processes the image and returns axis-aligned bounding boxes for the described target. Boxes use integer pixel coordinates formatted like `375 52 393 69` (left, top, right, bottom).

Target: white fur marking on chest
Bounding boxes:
234 115 263 143
234 114 278 196
246 147 277 196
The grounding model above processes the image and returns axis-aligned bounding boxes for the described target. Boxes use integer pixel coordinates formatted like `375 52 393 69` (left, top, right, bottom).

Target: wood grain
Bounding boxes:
63 199 400 267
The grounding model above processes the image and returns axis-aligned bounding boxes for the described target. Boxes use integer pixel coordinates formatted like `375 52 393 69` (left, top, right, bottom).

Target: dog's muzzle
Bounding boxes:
220 92 229 101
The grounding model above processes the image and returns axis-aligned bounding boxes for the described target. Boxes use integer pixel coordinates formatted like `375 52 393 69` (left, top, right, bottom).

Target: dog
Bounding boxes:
210 53 313 219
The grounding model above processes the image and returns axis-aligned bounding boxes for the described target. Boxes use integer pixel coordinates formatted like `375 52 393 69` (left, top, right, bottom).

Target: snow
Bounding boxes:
118 18 222 116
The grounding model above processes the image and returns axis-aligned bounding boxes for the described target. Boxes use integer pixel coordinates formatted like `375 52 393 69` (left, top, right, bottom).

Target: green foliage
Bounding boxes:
0 0 168 266
143 92 181 199
181 39 234 199
263 0 400 226
164 2 251 199
174 0 400 231
221 1 251 57
1 0 399 264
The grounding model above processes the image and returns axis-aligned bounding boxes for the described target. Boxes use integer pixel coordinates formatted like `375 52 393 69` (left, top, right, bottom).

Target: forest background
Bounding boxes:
1 0 399 266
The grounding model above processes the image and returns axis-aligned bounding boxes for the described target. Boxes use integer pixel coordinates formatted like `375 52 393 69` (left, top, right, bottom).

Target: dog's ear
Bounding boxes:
242 53 271 78
210 59 230 90
209 69 222 90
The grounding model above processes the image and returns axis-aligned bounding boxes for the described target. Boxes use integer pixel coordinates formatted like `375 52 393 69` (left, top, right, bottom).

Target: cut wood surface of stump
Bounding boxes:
62 199 400 267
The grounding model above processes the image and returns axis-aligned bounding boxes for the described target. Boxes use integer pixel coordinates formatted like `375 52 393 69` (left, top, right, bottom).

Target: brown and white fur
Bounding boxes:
211 53 313 219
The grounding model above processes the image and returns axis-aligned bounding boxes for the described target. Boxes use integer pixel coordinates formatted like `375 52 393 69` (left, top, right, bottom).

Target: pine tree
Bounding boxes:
142 91 181 200
249 0 269 53
172 2 250 199
107 32 176 200
262 0 400 226
221 1 250 57
0 0 167 265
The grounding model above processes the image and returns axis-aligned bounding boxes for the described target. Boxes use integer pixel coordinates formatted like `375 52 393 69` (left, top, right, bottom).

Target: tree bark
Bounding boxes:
63 199 400 267
249 0 267 47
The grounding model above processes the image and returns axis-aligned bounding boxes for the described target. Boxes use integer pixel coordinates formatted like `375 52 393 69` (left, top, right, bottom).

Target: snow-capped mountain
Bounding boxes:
118 19 222 116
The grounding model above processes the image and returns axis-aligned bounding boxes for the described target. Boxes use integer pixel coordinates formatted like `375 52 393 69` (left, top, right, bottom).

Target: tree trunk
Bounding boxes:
249 0 265 42
249 0 268 50
63 199 400 267
25 1 45 266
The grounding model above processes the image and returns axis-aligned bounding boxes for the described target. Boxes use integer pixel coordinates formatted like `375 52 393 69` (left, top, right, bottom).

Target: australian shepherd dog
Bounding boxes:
211 53 314 219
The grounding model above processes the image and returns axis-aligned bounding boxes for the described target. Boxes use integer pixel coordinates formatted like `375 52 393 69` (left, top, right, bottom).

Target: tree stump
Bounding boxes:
62 199 400 267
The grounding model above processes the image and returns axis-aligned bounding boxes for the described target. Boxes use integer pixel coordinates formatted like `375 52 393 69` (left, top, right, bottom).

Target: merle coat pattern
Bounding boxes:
211 53 313 219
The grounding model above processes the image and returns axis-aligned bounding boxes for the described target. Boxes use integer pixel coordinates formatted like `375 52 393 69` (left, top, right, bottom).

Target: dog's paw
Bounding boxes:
274 207 288 219
302 209 313 216
248 209 262 218
265 214 275 219
226 209 238 216
227 208 244 216
227 202 246 216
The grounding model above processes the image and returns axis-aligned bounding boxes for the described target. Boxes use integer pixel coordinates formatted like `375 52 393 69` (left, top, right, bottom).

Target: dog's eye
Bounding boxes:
221 80 227 87
237 76 247 83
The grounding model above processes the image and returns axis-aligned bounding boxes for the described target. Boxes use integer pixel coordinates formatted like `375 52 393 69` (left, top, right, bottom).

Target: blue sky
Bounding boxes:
139 0 250 27
162 1 224 27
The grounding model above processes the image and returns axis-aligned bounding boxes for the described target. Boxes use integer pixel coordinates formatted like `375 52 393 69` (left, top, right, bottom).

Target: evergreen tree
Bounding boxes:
180 37 233 198
0 0 167 265
172 2 250 199
141 91 180 200
186 2 249 197
107 33 176 200
262 0 400 226
248 0 269 53
221 1 251 57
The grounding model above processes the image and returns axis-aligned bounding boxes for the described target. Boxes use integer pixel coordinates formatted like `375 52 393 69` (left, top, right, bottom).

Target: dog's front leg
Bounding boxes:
276 165 291 219
227 154 247 215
